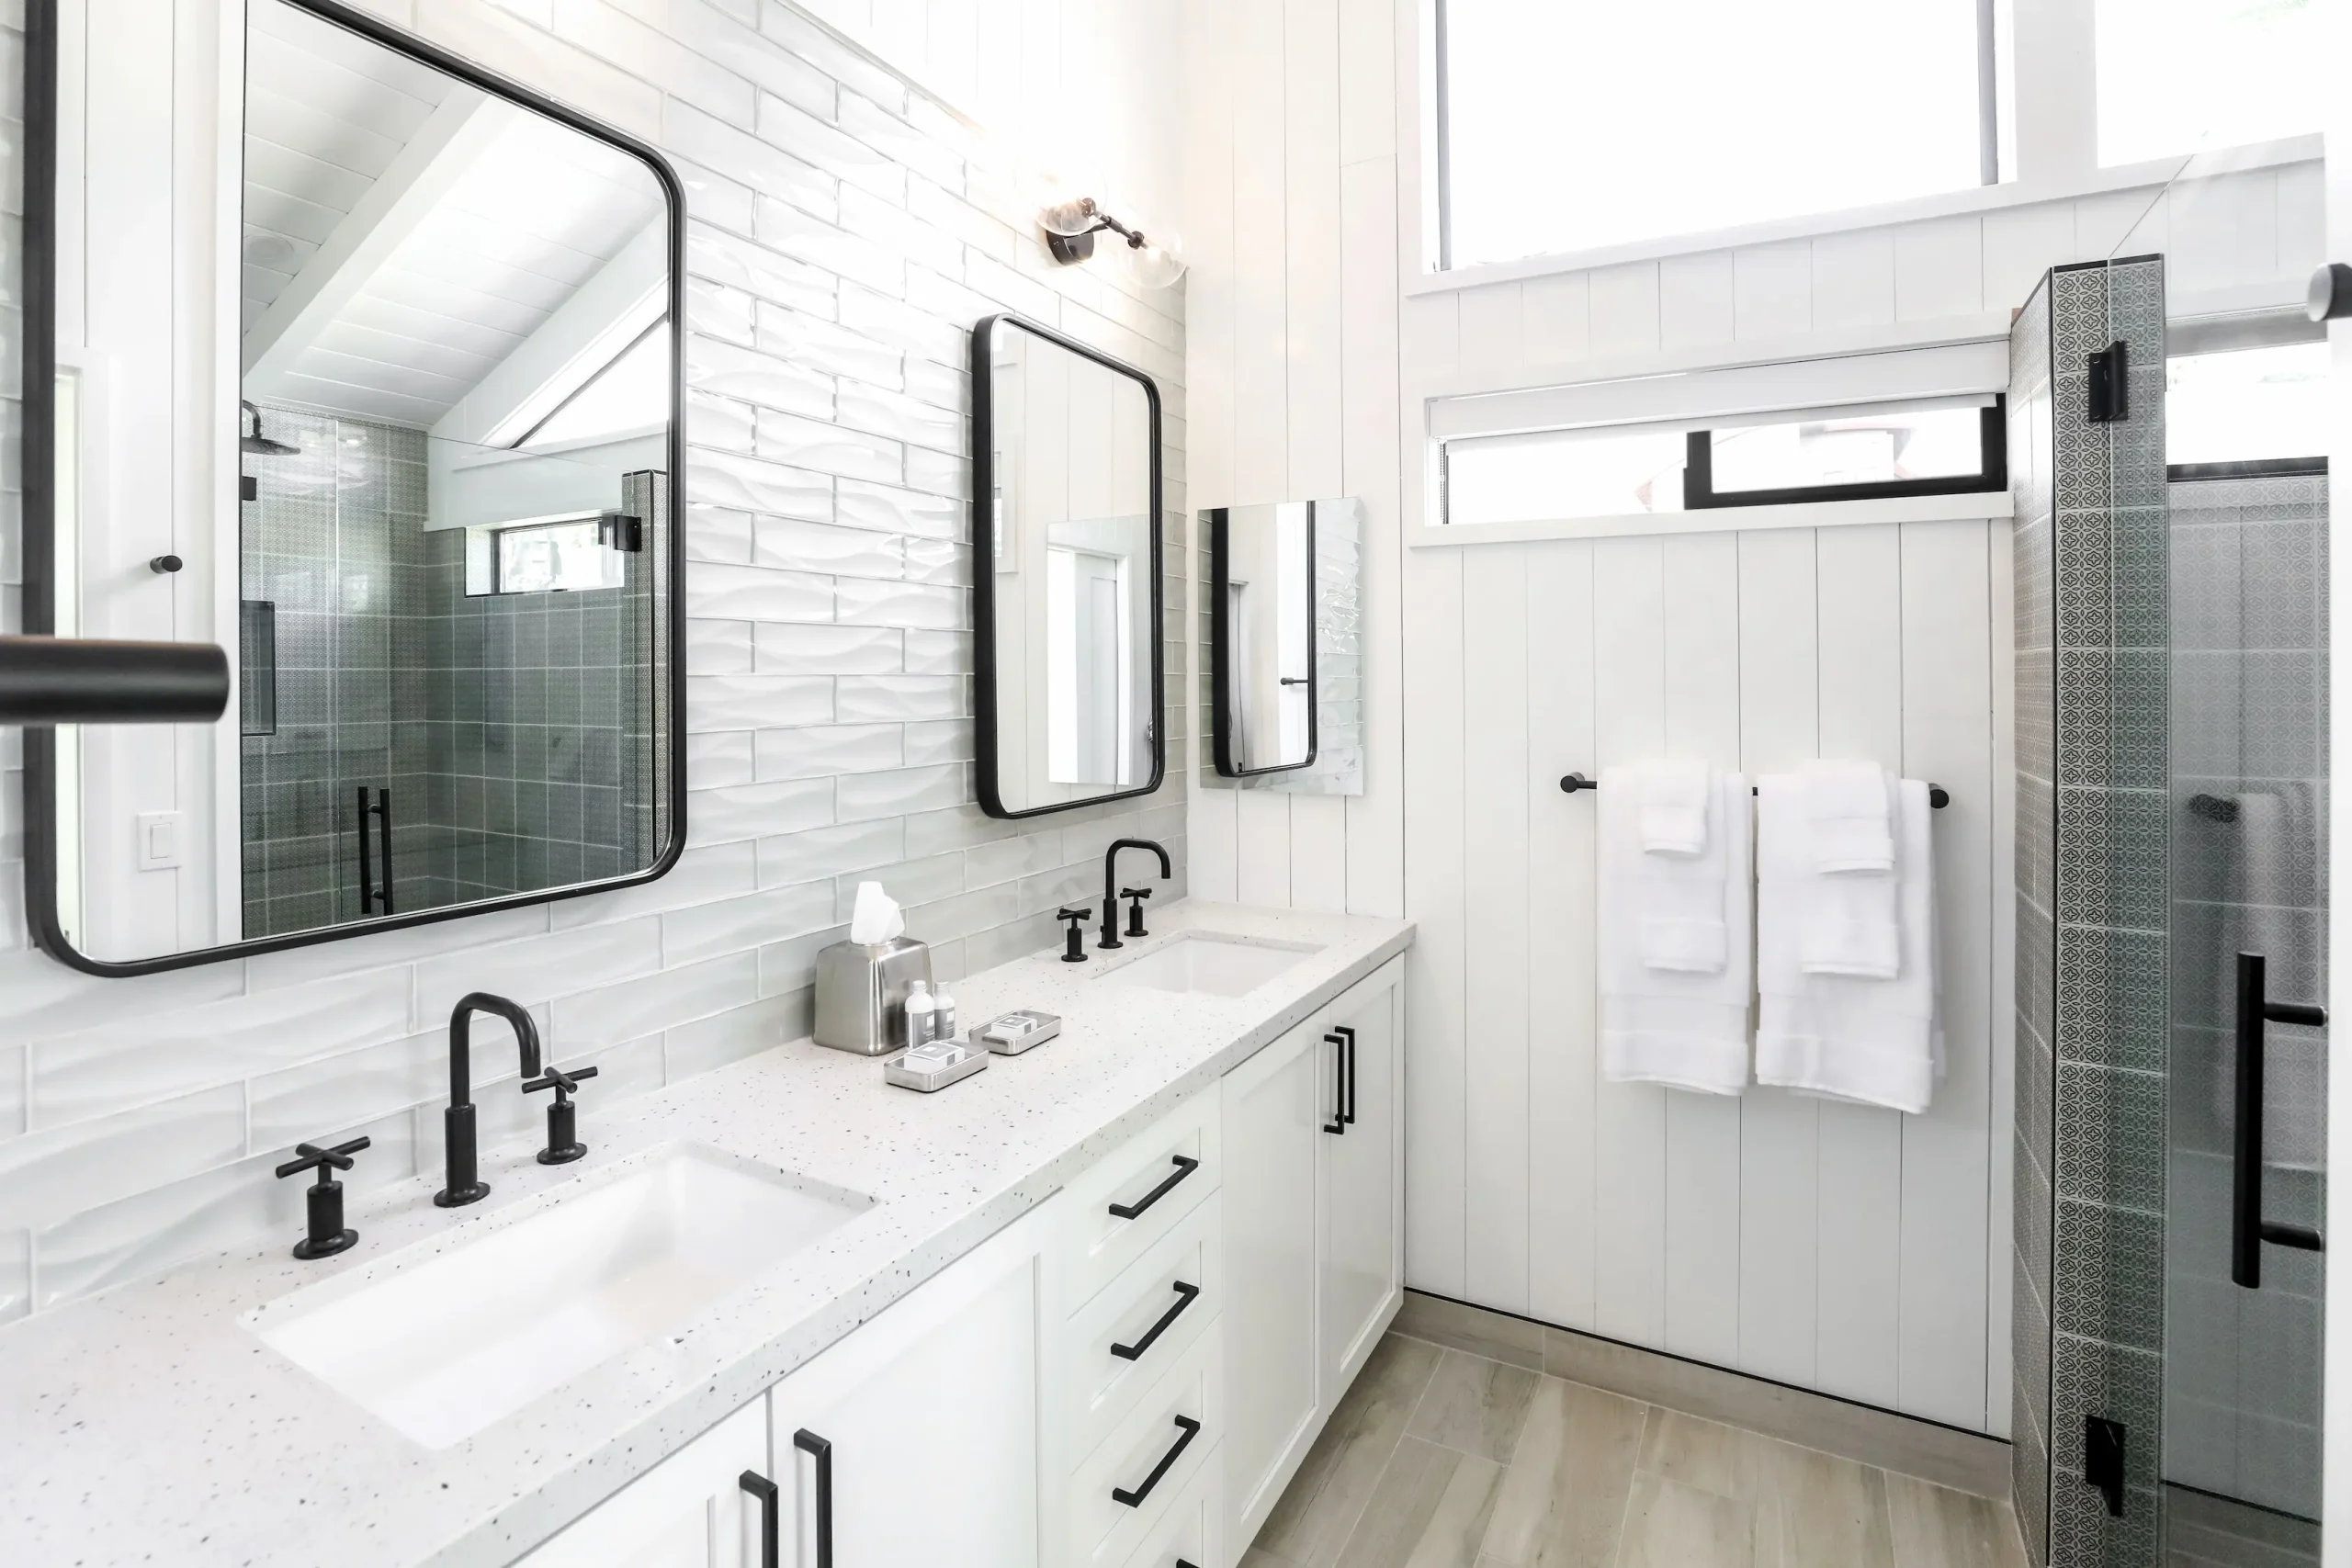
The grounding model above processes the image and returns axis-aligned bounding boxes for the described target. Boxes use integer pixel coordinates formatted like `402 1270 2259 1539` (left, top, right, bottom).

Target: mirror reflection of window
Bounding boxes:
977 316 1161 818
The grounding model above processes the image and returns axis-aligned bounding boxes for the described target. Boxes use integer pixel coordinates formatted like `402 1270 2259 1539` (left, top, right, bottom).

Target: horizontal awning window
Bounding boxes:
1429 341 2010 444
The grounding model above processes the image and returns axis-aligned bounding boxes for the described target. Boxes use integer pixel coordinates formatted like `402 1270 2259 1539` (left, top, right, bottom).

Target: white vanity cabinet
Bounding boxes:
510 1207 1048 1568
508 953 1406 1568
762 1210 1046 1568
509 1400 772 1568
1219 957 1406 1545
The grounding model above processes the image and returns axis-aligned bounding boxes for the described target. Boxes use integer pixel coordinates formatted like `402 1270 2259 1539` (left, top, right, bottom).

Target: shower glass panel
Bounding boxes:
2091 141 2331 1568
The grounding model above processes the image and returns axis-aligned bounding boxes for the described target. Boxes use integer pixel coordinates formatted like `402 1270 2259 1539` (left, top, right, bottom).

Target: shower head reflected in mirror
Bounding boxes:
240 400 301 457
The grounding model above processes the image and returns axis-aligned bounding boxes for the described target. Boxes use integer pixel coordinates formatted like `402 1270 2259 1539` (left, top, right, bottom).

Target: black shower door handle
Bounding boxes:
355 787 395 917
2233 952 2326 1288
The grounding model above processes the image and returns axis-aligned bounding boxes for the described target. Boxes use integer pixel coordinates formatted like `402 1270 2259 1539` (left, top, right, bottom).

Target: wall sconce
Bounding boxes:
1038 197 1187 288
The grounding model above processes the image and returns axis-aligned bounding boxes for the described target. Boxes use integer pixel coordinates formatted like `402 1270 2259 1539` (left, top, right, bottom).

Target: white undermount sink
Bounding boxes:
244 1144 872 1449
1096 933 1321 998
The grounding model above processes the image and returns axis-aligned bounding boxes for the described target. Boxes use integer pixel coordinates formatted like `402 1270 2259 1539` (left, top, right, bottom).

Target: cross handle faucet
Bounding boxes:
1101 839 1171 950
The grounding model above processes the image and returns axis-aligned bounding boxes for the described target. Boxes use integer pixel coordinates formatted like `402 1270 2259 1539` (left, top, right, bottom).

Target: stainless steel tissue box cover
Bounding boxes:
814 936 932 1054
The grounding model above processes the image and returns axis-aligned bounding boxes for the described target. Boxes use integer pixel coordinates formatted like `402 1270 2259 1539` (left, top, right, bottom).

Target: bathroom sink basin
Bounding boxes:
245 1144 872 1448
1097 934 1320 998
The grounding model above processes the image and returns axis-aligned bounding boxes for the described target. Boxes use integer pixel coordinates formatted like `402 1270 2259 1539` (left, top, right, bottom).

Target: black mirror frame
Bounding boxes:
19 0 690 976
969 312 1166 820
1207 503 1319 778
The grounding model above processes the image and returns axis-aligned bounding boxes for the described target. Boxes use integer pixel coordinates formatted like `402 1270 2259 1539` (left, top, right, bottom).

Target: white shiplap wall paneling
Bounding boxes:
1658 534 1743 1369
1524 542 1597 1329
1895 519 1999 1429
1589 537 1669 1347
1400 542 1465 1295
1811 525 1907 1410
1736 526 1826 1389
1461 544 1530 1311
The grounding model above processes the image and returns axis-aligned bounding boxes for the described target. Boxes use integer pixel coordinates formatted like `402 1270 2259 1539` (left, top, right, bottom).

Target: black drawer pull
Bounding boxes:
1323 1031 1347 1134
1108 1155 1199 1220
1112 1415 1202 1506
1111 1280 1201 1361
1336 1024 1357 1125
793 1428 834 1568
738 1470 779 1568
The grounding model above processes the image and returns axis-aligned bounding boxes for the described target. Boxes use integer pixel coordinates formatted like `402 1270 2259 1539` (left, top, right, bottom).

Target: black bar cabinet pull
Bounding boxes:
0 636 231 725
1111 1280 1201 1361
1334 1025 1358 1126
1111 1415 1202 1506
738 1470 779 1568
1109 1155 1199 1220
793 1428 833 1568
1558 771 1951 809
1323 1032 1347 1136
2233 952 2327 1288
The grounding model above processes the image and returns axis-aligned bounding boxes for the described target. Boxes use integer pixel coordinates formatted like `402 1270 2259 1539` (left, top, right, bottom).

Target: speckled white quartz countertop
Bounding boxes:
0 900 1410 1568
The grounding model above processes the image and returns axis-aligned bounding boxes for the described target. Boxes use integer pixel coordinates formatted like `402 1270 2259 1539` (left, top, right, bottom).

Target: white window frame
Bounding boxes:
1402 0 2318 297
1411 341 2018 547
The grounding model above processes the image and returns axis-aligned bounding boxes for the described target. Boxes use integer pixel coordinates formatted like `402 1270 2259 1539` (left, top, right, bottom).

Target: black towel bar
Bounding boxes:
1557 772 1950 809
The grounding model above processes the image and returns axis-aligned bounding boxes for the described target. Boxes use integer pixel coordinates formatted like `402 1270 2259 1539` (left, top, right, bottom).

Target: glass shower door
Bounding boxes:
2165 464 2329 1566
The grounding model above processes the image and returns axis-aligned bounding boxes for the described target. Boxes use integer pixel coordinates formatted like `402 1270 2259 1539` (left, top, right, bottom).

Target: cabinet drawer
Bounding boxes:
1060 1193 1222 1462
1115 1441 1221 1568
1058 1088 1220 1312
1066 1319 1223 1568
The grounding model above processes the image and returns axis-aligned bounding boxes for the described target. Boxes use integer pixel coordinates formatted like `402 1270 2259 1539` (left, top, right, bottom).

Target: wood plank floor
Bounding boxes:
1242 1332 2028 1568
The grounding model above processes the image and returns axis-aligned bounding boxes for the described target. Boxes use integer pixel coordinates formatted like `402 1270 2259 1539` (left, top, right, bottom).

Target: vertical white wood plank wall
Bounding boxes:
1181 0 1410 925
1175 0 2322 1438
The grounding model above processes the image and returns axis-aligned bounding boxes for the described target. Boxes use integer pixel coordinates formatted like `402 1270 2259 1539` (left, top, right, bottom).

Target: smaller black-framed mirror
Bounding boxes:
970 313 1164 819
1209 502 1317 777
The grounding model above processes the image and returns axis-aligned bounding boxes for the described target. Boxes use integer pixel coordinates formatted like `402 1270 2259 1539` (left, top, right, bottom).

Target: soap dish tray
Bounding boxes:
886 1039 989 1092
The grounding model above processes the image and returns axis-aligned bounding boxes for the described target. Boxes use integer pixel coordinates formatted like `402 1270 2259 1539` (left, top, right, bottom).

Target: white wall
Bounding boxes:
0 0 1188 1321
1182 0 1407 918
1182 0 2325 1436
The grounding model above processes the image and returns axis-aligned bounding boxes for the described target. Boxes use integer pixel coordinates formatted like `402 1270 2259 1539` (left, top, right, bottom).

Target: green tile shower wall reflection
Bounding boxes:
2014 254 2172 1568
240 410 662 941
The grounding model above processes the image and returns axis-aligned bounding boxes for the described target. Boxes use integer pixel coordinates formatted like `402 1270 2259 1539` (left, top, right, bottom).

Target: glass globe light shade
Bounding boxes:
1125 230 1187 289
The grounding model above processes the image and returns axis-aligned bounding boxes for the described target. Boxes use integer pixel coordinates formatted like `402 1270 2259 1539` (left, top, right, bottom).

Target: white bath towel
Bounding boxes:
1635 759 1712 857
1756 775 1940 1112
1802 759 1896 874
1600 767 1754 1094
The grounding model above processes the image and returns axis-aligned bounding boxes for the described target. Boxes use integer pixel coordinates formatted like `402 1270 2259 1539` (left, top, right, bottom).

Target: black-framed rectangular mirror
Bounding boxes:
1209 502 1317 776
23 0 685 974
970 313 1164 819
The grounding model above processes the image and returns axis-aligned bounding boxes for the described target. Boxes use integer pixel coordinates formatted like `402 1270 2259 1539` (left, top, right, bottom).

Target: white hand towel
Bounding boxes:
1802 759 1896 874
1628 762 1730 973
1635 760 1712 857
1757 776 1939 1112
1599 768 1754 1094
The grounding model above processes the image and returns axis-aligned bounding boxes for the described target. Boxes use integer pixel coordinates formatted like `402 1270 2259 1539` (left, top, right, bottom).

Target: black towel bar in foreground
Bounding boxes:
0 636 232 725
1557 772 1950 810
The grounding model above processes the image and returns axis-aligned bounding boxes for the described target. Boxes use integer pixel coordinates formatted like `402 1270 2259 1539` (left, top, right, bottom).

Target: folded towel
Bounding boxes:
1798 846 1899 979
1629 763 1730 972
1635 760 1712 857
1757 775 1939 1112
1599 767 1753 1094
1802 759 1895 874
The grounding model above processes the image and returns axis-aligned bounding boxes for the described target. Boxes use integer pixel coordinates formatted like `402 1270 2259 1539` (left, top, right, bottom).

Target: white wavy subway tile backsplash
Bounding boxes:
0 0 1188 1320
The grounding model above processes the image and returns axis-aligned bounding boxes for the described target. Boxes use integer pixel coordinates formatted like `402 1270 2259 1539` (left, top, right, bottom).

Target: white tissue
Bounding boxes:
850 881 905 944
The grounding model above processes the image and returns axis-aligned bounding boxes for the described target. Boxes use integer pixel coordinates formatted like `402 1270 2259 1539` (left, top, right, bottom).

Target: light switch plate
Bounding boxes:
135 811 183 871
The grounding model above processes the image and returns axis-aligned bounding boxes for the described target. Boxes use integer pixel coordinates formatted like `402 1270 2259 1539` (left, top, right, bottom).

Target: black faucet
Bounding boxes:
1100 838 1171 950
436 992 542 1208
